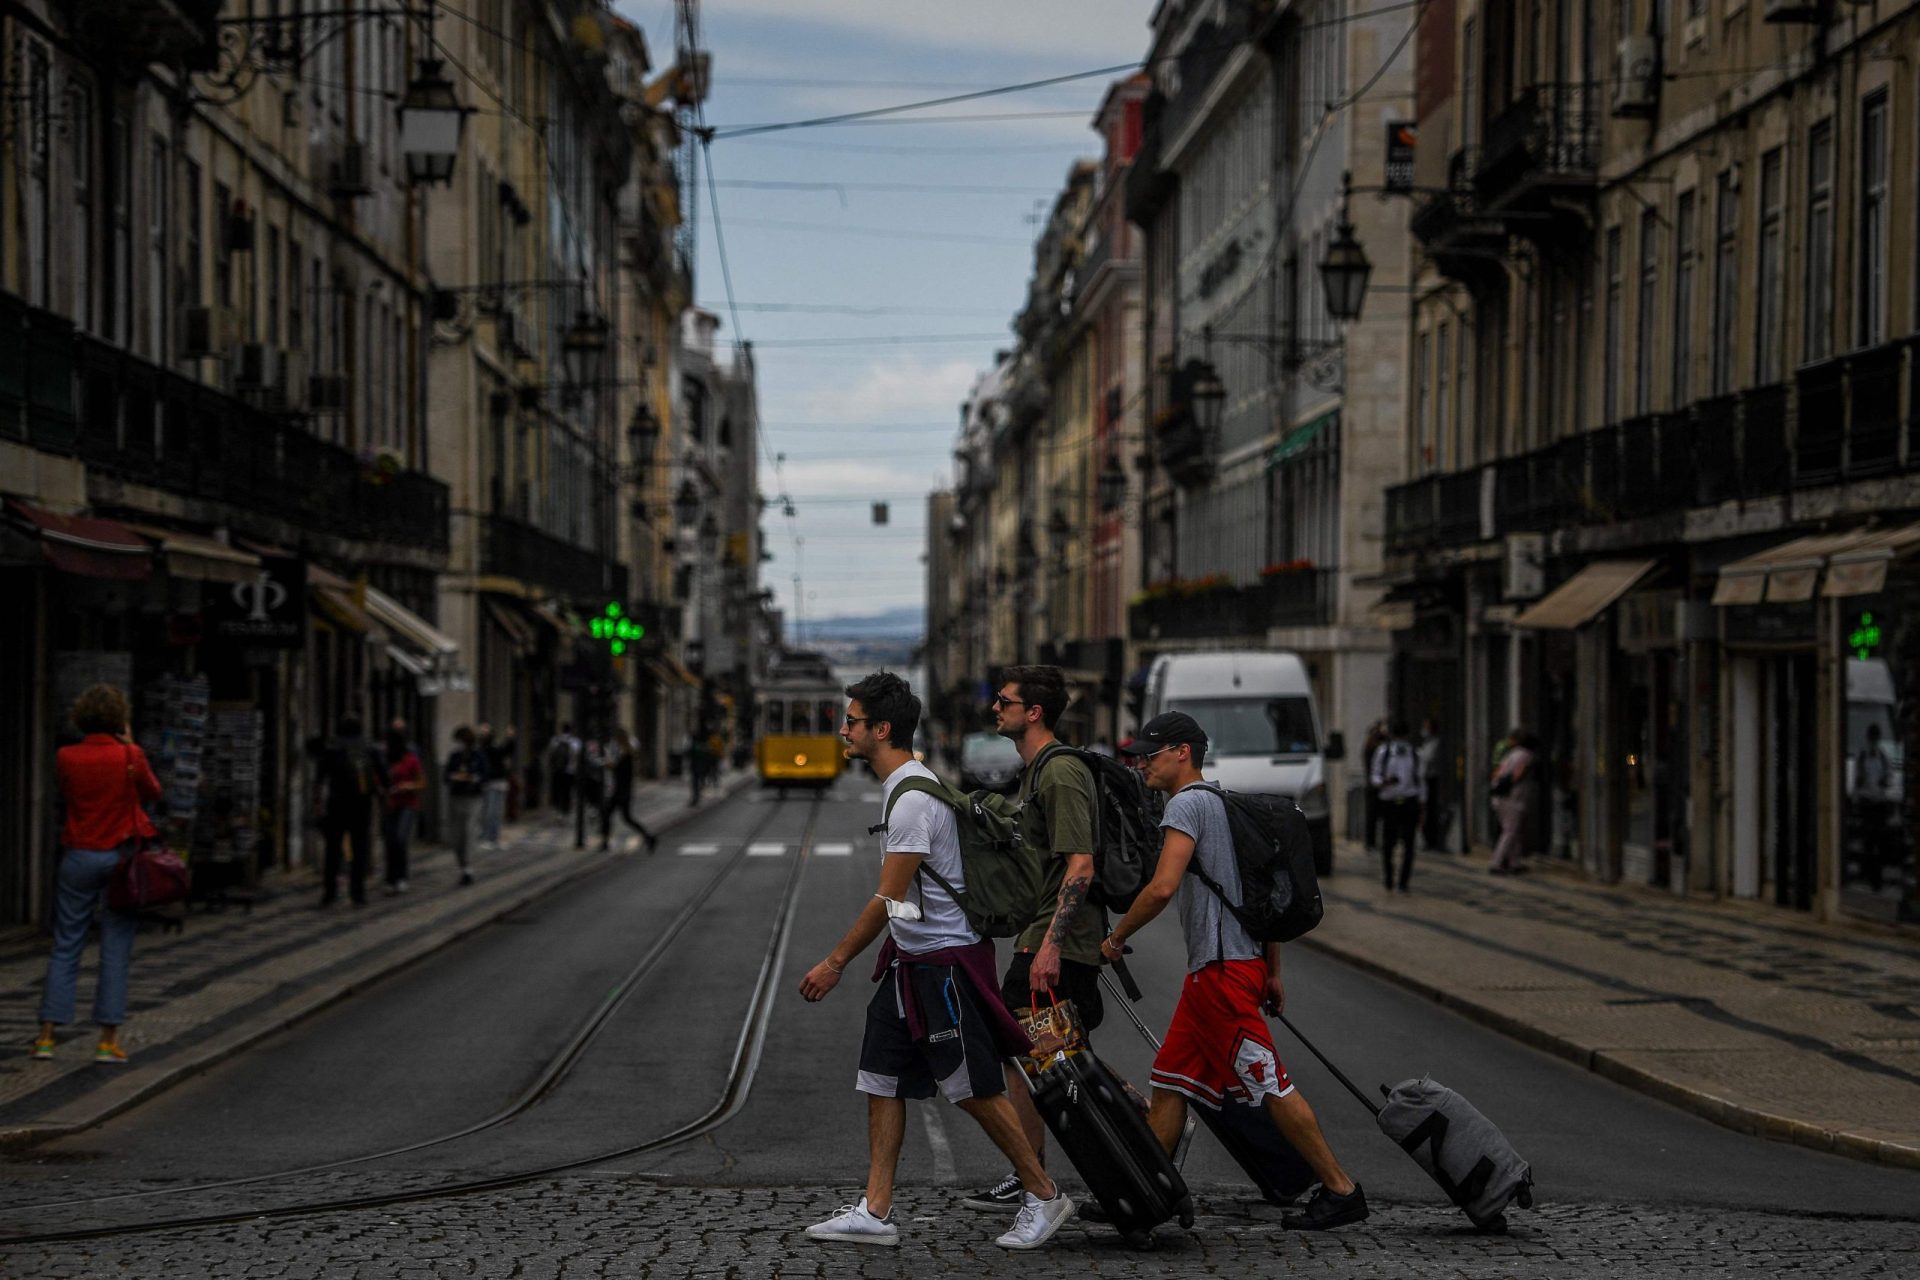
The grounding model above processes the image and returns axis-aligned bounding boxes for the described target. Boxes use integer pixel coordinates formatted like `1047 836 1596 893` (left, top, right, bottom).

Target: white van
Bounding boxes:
1142 650 1336 872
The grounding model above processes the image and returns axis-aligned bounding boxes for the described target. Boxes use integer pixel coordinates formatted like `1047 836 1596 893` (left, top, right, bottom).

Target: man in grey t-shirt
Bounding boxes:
1101 712 1369 1232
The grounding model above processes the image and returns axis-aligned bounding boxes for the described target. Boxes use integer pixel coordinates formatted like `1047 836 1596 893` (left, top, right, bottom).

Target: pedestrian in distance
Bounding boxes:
382 721 425 894
1850 723 1897 892
597 729 659 853
546 723 579 817
1489 729 1537 875
1371 720 1426 892
1360 719 1388 851
686 728 709 806
963 664 1107 1214
318 716 384 908
444 726 488 886
1418 717 1449 853
1101 711 1371 1232
477 723 510 847
799 670 1075 1251
33 684 156 1065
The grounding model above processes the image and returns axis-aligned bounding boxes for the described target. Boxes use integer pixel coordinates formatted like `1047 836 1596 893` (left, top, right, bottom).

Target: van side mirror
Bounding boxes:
1323 731 1345 761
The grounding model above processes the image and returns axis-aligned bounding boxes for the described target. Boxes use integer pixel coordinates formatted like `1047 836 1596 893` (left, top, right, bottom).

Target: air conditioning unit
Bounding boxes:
1763 0 1826 20
308 373 349 413
230 341 270 388
329 139 372 198
180 306 238 359
1612 36 1659 118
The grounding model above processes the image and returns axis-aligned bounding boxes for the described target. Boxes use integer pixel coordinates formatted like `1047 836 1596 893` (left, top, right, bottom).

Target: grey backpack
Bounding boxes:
1376 1077 1534 1231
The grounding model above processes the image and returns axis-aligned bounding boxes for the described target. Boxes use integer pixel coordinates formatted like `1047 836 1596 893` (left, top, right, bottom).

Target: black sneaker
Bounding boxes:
1281 1183 1369 1231
962 1171 1024 1211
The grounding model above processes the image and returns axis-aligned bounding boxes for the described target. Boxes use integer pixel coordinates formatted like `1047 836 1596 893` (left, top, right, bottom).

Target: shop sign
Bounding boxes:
1385 121 1418 192
588 601 647 656
1502 533 1545 600
1848 611 1884 661
208 556 306 648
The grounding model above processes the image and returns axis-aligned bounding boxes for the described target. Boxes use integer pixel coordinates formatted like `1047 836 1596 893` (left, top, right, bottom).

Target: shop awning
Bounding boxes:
363 586 460 663
1712 531 1871 605
384 645 430 677
313 585 375 634
1822 523 1920 598
1513 559 1659 629
126 524 261 584
483 597 539 654
648 652 702 688
5 500 152 580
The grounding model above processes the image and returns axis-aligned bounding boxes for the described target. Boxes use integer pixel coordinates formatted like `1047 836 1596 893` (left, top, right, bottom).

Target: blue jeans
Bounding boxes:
481 780 508 843
39 847 138 1027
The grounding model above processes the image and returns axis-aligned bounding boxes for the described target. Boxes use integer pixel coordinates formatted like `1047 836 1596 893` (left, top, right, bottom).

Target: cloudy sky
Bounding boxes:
613 0 1158 634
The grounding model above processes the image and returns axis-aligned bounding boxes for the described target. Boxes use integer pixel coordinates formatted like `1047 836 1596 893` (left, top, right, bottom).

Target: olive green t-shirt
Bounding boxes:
1013 745 1106 965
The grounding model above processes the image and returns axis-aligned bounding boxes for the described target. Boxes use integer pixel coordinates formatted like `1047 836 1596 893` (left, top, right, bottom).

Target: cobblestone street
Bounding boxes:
4 1180 1916 1278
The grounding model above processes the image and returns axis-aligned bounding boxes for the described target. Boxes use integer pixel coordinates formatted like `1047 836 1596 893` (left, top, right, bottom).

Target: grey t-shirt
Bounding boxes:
1162 785 1262 973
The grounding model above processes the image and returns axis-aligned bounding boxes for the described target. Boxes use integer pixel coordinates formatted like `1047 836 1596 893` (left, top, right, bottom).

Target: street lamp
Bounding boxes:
1184 357 1227 434
627 402 660 467
674 478 701 528
399 59 466 185
1097 453 1127 512
561 310 610 388
1320 171 1373 323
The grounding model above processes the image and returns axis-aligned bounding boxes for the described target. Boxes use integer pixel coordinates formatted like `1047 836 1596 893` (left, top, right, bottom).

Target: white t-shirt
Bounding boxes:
879 760 979 952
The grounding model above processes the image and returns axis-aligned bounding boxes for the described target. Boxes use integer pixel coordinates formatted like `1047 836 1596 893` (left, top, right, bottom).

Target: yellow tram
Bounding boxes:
756 652 846 788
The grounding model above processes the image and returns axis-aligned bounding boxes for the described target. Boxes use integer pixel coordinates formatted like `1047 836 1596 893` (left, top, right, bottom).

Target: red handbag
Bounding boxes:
107 746 190 913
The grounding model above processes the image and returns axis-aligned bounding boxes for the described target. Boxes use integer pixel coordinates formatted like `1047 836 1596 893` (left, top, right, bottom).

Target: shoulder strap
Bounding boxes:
1169 782 1235 909
869 774 943 836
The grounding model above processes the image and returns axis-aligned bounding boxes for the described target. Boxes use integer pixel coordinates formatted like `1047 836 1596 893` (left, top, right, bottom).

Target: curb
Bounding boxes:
0 775 753 1151
1299 870 1920 1172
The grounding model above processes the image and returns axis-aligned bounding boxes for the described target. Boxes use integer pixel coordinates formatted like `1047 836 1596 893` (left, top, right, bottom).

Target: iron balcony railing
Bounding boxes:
483 514 626 604
1475 83 1600 198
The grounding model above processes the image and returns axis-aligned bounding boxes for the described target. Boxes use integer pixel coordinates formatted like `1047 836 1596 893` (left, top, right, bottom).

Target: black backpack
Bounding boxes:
1181 783 1323 943
1031 742 1161 912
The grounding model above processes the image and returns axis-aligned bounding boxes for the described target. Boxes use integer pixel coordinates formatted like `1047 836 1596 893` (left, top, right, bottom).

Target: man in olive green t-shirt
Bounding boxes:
961 664 1108 1213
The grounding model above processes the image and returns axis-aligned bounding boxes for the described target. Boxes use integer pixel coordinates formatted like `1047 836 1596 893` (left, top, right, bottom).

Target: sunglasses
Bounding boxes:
843 715 874 728
991 694 1028 710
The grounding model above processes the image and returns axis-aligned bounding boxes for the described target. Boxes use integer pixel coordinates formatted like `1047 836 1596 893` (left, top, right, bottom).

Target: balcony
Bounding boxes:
1386 475 1440 557
1153 406 1214 487
1844 342 1902 477
1128 570 1335 643
1409 150 1508 288
1740 383 1793 496
484 514 626 604
4 297 447 553
1475 84 1599 241
72 0 219 67
1124 111 1174 224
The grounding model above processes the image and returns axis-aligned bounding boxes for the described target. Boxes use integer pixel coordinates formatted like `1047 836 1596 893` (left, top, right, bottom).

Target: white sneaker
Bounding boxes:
805 1197 899 1247
995 1189 1075 1250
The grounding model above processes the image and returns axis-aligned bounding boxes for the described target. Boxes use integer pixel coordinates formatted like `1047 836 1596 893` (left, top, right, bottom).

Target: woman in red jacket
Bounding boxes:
33 684 159 1065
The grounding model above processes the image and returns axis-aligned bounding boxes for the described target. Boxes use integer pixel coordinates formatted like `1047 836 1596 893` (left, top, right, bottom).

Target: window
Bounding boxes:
1712 171 1739 394
1636 208 1658 414
71 77 93 329
213 181 232 307
1756 149 1784 384
266 226 281 348
1455 313 1472 466
287 234 302 349
1672 191 1695 404
182 160 202 314
1415 331 1430 472
148 139 168 360
1604 226 1623 423
1805 120 1834 362
1436 324 1452 470
1460 19 1477 151
1858 91 1888 348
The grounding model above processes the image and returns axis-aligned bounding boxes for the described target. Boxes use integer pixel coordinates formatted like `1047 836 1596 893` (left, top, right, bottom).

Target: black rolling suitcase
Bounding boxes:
1279 1014 1535 1232
1101 971 1315 1205
1025 1048 1195 1248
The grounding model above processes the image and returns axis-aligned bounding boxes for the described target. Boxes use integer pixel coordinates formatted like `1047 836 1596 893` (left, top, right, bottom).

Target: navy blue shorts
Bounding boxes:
857 963 1006 1104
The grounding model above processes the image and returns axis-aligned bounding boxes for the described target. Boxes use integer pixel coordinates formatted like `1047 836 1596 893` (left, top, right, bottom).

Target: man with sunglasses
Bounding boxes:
799 671 1074 1251
963 664 1107 1213
1102 712 1370 1232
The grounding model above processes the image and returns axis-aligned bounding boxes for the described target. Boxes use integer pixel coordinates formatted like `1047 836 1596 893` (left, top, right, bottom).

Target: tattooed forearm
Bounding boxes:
1047 873 1092 948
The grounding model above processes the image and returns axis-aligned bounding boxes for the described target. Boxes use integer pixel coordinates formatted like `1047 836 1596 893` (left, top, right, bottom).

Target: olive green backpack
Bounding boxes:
872 776 1044 938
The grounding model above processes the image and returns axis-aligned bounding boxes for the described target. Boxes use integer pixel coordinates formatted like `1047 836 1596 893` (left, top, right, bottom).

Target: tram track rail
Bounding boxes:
0 793 827 1247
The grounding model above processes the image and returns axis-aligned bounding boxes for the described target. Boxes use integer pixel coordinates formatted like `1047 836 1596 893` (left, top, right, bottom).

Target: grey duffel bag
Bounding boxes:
1376 1076 1535 1230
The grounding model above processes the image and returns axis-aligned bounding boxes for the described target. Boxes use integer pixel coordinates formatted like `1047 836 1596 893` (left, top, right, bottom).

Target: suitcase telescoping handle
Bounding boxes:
1096 969 1201 1166
1276 1015 1383 1120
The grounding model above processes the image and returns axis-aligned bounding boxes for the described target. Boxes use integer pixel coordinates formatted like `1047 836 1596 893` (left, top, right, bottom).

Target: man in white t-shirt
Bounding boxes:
797 670 1073 1252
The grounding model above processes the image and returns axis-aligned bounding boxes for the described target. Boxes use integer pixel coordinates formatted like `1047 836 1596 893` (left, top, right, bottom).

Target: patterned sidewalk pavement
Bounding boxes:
0 771 748 1145
1312 840 1920 1168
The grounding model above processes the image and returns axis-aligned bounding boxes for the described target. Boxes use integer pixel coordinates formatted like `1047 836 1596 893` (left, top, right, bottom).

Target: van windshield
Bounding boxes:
1169 697 1317 758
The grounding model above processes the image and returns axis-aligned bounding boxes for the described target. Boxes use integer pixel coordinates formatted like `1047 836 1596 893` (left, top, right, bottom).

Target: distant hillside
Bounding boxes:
798 605 924 643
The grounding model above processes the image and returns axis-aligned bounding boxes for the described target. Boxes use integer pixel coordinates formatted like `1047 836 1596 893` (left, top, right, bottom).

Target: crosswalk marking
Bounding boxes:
815 842 853 857
747 842 787 857
678 843 719 856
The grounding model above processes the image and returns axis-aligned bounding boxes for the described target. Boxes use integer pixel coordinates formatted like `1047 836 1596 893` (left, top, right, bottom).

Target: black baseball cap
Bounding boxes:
1120 711 1208 755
